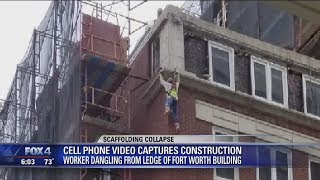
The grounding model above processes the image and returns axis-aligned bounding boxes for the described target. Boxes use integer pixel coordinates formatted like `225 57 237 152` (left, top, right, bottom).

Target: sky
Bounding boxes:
0 1 186 100
0 1 51 100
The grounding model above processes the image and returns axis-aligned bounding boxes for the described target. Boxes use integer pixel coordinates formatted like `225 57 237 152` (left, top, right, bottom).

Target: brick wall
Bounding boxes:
234 53 251 94
129 83 314 179
81 14 128 62
128 73 214 179
132 169 212 180
239 136 256 180
128 44 150 134
292 150 309 180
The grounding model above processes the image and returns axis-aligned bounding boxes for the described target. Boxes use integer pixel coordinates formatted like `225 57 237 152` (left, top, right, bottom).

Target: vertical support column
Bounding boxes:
127 78 131 130
115 94 118 112
100 2 103 20
50 2 59 180
92 87 95 104
128 0 131 36
37 31 41 75
53 1 58 78
14 70 18 143
221 0 227 28
95 3 98 18
159 7 185 74
31 29 37 138
51 0 59 144
85 63 88 111
79 123 88 180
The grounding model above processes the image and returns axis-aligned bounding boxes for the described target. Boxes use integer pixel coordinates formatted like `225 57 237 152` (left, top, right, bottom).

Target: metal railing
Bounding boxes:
82 86 128 115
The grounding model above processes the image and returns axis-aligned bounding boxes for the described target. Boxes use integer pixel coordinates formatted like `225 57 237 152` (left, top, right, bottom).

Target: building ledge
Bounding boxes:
182 72 320 131
142 69 320 131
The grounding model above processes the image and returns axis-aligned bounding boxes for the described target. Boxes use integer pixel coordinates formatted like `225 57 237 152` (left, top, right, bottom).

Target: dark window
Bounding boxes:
259 168 271 180
254 62 267 98
306 80 320 117
276 151 288 180
150 38 160 76
211 46 231 87
310 161 320 180
215 132 235 180
258 148 290 180
216 168 234 180
259 147 271 180
271 68 284 104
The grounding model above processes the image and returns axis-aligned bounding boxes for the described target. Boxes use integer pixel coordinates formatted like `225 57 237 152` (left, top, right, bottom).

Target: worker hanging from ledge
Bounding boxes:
159 68 180 132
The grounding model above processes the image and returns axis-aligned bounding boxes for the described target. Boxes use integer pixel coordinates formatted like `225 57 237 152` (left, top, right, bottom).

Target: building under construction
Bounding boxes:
0 0 145 179
2 0 320 180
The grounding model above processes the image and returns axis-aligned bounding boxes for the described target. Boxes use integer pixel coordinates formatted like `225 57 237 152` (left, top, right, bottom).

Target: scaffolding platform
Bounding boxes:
82 54 130 92
82 115 129 142
81 54 130 117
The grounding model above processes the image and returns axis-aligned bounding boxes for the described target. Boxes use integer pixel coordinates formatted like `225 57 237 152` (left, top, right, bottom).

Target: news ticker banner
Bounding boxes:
0 135 318 168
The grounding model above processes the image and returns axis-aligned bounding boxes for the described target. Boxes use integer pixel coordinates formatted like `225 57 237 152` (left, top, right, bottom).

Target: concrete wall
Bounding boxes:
158 12 185 74
287 70 303 111
183 30 305 112
184 34 209 79
234 53 251 94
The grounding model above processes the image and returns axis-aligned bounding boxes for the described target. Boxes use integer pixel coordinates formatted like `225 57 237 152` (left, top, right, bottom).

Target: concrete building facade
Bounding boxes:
126 5 320 180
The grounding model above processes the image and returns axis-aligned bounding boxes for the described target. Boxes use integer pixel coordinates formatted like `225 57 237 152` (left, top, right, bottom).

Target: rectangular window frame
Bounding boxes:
251 56 288 108
309 156 320 180
208 41 235 91
212 126 239 180
302 74 320 119
256 147 292 180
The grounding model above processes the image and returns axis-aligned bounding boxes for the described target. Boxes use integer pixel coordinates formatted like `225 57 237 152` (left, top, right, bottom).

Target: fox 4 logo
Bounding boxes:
25 147 51 156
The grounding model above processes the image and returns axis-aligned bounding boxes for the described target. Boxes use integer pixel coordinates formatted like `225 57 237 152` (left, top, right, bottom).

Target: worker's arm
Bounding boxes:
159 69 171 92
174 69 180 91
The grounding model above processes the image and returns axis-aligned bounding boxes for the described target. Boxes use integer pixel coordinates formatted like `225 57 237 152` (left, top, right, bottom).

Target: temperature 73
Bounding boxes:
44 158 54 165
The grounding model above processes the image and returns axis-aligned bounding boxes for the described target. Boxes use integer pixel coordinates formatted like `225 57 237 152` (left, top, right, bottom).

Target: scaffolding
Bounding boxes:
181 0 202 18
0 1 81 144
0 1 148 180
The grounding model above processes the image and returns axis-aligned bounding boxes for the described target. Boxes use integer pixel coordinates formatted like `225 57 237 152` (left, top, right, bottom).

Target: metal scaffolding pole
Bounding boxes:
31 29 37 137
14 70 18 143
51 0 58 145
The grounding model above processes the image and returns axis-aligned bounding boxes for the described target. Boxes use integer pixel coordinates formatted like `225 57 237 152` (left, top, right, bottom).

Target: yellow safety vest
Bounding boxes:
168 88 178 100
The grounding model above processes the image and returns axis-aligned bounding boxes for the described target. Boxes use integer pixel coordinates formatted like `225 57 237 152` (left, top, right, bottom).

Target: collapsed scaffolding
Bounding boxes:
0 1 148 180
0 1 82 144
